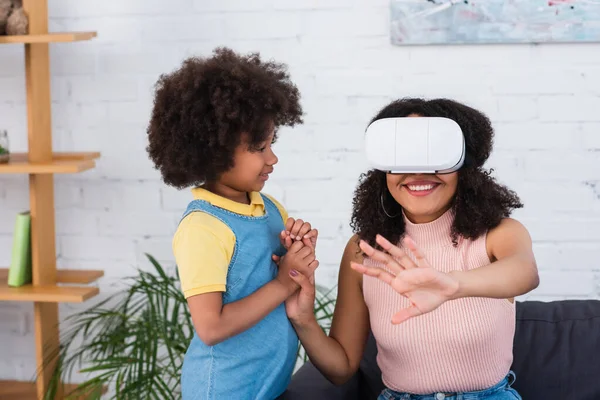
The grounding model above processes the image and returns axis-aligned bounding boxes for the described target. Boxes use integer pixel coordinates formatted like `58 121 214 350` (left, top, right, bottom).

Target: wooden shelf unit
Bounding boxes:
0 1 100 399
0 31 96 44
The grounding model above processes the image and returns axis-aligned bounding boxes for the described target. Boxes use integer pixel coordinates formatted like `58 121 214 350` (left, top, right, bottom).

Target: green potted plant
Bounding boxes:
0 129 9 163
44 254 336 399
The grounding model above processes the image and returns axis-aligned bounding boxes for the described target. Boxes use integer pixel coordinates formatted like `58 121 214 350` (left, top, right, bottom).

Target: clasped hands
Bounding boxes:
272 218 320 322
272 218 319 290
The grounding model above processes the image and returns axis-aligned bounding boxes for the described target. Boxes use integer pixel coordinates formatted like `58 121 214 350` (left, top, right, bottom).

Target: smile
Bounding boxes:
403 181 441 196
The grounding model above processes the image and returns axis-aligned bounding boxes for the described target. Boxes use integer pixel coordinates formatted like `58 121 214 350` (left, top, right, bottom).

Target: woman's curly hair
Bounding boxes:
351 98 523 247
146 47 303 188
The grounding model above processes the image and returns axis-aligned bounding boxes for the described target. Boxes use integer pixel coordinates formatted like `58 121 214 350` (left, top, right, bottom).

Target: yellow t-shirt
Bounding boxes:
172 187 288 299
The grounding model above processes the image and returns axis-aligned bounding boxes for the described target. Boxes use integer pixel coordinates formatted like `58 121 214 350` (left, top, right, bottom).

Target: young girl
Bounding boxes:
146 47 319 400
285 98 539 400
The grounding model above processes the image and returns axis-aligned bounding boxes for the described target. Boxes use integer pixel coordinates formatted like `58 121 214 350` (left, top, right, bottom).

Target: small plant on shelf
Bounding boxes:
0 129 9 163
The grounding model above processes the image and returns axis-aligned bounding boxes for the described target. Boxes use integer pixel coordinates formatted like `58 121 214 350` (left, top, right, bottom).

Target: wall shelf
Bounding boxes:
0 277 99 303
0 152 100 174
0 31 97 44
0 268 104 284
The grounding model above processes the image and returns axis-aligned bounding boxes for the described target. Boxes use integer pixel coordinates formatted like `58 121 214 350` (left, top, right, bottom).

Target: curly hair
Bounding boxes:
146 47 303 188
350 98 523 247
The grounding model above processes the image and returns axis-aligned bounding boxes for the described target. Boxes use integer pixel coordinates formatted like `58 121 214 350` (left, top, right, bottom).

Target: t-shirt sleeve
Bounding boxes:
263 193 289 223
172 213 235 299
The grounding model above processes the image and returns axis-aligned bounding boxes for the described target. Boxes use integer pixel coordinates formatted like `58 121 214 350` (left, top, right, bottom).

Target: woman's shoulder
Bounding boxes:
337 234 368 293
485 217 532 261
339 234 365 277
487 217 530 240
343 234 363 259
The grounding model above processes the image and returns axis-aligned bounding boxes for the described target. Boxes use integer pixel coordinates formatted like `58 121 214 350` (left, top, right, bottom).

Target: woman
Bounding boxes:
284 98 539 400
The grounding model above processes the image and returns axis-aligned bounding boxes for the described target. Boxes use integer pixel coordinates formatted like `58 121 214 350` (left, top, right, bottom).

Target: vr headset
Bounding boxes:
364 117 466 174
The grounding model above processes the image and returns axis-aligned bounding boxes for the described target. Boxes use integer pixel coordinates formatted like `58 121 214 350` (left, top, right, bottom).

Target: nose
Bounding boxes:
267 146 278 166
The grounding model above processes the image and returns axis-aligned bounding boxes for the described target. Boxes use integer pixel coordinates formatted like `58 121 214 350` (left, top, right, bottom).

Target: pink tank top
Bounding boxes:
362 209 515 394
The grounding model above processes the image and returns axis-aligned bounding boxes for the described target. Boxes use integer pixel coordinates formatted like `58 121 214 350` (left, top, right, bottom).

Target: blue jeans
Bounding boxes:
378 371 521 400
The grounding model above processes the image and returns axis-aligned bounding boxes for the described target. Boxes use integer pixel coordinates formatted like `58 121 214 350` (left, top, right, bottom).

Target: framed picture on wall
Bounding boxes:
391 0 600 45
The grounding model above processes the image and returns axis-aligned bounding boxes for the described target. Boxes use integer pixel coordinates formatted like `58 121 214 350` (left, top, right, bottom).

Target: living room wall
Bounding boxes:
1 0 599 380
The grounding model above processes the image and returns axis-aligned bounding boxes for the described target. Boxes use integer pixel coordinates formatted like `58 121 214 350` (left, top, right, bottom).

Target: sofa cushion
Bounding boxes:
283 359 361 400
511 300 600 400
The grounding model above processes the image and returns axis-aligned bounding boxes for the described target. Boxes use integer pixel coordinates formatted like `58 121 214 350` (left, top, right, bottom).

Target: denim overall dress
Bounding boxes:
180 194 298 400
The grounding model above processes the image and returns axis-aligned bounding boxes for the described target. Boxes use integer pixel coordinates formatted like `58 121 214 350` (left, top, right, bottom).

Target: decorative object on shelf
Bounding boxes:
7 211 31 287
391 0 600 45
45 254 336 400
0 129 9 163
0 0 10 34
0 0 28 36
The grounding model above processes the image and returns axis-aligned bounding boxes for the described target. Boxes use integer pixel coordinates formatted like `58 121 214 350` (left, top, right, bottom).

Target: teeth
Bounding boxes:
407 184 435 191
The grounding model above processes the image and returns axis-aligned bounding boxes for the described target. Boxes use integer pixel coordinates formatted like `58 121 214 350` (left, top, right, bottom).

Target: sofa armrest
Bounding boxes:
281 361 361 400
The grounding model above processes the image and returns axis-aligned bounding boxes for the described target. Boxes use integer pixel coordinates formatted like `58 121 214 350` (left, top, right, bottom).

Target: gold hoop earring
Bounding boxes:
380 192 400 219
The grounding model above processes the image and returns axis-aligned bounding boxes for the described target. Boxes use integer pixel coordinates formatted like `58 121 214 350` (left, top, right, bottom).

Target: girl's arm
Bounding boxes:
289 235 371 385
449 218 539 300
188 240 317 346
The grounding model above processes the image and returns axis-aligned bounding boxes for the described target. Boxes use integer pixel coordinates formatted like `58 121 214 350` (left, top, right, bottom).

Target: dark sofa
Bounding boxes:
283 300 600 400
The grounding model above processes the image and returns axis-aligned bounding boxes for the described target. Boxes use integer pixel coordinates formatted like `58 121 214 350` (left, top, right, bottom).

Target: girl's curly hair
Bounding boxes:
351 98 523 247
146 47 303 188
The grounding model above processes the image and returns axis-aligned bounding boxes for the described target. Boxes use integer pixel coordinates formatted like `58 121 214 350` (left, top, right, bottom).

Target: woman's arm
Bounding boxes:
289 235 371 385
449 218 539 300
349 221 539 325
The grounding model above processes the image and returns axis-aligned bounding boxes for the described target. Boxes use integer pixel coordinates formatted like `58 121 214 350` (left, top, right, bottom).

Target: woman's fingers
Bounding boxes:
402 236 431 268
376 234 418 269
391 305 421 325
296 222 312 241
285 218 295 234
350 261 396 286
358 240 404 275
289 219 306 240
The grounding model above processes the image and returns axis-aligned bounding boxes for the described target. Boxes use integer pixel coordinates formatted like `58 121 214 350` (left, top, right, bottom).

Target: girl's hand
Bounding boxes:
281 217 318 250
351 234 460 325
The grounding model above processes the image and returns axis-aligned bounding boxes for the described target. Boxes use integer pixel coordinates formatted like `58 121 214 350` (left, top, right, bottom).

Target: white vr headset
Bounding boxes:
364 117 466 174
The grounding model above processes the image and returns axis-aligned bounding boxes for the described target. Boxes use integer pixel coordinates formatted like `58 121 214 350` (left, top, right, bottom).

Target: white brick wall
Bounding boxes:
1 0 600 379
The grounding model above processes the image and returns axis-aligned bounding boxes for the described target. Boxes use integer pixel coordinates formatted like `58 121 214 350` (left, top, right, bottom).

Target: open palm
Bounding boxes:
351 234 460 324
